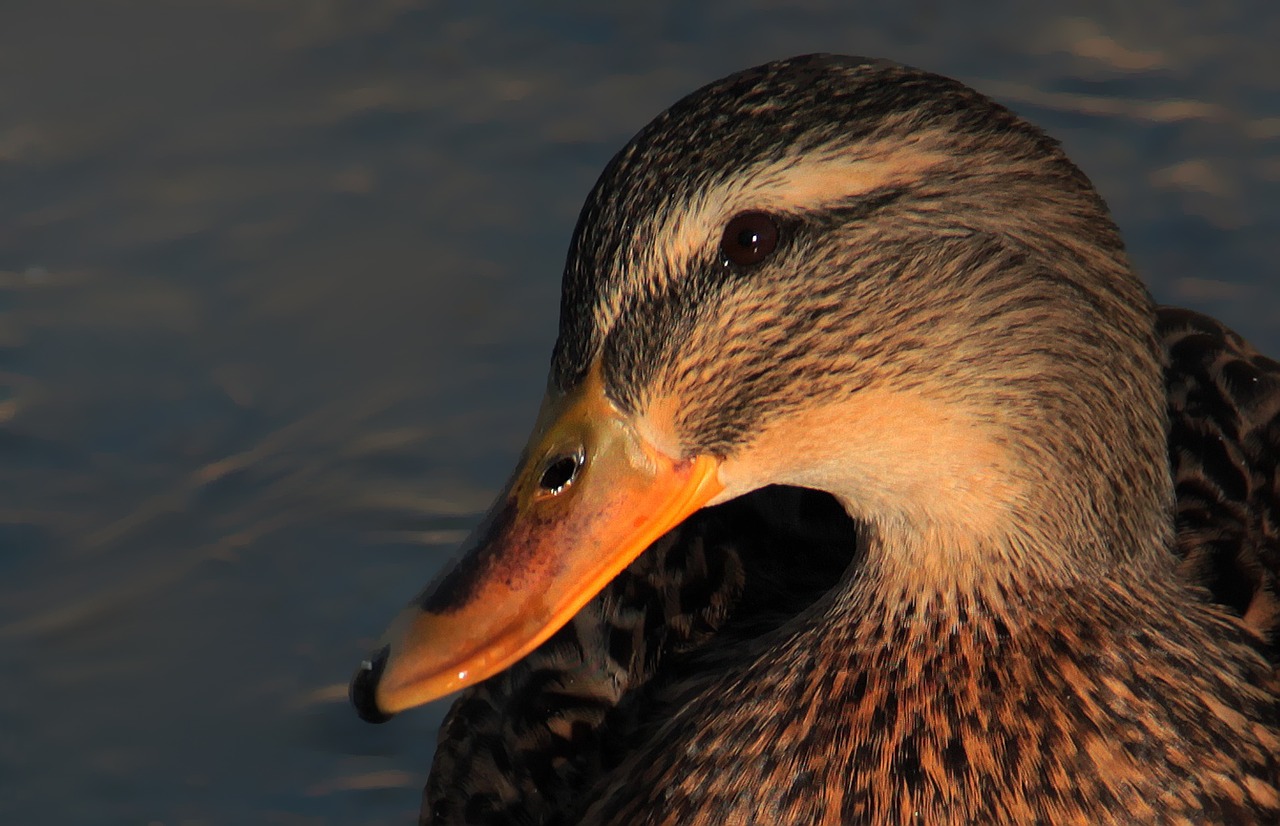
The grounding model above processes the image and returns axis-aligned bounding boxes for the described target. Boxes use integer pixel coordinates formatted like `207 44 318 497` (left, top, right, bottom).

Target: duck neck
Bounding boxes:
833 473 1177 635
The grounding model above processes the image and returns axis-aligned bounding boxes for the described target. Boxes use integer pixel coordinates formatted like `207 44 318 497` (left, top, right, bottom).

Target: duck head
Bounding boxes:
351 54 1173 721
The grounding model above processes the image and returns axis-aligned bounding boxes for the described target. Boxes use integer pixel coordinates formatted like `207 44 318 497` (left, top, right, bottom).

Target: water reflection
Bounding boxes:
1 2 1276 823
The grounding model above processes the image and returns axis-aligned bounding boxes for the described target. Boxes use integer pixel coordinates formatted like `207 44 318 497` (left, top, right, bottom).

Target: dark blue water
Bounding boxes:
2 2 1277 823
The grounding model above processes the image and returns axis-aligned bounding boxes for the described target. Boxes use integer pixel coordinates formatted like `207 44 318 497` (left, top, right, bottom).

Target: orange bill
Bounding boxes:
350 367 723 721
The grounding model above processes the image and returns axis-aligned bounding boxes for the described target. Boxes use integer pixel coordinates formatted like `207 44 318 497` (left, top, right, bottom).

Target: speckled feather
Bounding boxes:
419 56 1280 824
423 312 1280 825
1163 309 1280 642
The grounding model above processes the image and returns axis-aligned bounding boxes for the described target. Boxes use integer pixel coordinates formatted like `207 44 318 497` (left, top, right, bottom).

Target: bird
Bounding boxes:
350 54 1280 824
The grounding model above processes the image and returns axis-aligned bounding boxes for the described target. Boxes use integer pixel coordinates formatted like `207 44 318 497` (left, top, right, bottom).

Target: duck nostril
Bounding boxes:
537 454 582 495
349 644 395 724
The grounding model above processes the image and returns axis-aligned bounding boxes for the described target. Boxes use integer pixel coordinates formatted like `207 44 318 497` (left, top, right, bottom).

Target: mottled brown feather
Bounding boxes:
424 314 1280 822
418 56 1280 825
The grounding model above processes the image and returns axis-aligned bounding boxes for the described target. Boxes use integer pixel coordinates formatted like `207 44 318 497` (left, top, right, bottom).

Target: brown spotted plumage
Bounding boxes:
358 55 1280 824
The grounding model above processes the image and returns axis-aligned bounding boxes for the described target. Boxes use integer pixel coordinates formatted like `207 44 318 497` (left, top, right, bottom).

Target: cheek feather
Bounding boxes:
715 387 1024 538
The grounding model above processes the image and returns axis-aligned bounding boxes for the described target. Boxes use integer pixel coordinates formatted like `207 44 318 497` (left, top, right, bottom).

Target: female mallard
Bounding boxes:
350 55 1280 824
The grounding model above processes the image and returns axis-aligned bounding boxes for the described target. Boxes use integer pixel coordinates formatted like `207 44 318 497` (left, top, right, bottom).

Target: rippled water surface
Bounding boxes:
2 2 1278 823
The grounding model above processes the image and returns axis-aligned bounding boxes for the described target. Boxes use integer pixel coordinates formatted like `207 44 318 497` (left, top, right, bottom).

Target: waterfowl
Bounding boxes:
350 55 1280 824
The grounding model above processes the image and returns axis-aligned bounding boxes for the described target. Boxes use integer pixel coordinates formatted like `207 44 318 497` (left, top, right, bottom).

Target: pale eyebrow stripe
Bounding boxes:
592 138 952 334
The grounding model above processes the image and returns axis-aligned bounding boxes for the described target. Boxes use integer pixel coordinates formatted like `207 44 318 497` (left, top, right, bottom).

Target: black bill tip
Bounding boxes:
349 644 395 724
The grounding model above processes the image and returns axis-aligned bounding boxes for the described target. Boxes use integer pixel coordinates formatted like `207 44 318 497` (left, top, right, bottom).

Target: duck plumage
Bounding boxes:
351 55 1280 824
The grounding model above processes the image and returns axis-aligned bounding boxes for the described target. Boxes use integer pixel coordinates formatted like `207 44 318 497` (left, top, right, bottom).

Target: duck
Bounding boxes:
350 54 1280 824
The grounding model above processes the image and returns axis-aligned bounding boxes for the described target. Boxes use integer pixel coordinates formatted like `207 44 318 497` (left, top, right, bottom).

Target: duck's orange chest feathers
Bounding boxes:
578 578 1280 826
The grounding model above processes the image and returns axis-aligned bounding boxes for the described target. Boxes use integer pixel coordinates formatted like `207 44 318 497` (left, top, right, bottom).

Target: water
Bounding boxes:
1 2 1277 823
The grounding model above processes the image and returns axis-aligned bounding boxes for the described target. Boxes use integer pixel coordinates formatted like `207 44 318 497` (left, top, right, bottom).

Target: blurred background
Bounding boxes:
1 2 1277 823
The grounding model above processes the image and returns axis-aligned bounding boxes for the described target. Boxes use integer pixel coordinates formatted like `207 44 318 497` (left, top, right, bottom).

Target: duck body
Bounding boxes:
582 558 1278 824
351 55 1280 825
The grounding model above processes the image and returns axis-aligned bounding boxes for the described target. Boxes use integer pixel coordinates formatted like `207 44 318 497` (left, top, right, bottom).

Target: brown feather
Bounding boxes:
420 56 1280 824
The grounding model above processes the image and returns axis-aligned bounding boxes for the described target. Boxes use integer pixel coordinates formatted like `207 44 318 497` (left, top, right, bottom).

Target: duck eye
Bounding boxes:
537 453 582 495
720 211 780 267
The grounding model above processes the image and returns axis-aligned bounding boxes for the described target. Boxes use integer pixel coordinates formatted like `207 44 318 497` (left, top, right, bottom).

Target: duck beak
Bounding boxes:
350 368 722 721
